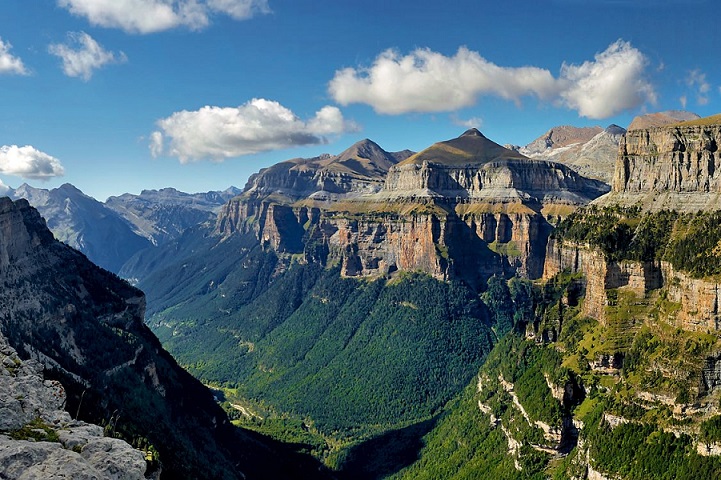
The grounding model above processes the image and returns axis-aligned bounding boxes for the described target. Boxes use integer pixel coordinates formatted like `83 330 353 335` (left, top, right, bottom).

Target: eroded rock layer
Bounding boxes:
217 129 608 283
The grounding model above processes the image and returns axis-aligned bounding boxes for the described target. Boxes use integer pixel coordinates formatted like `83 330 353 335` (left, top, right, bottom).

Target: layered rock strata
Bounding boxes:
218 130 608 282
600 119 721 211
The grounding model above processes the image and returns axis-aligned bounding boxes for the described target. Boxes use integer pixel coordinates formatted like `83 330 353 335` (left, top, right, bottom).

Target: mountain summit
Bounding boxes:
518 124 625 183
399 128 528 167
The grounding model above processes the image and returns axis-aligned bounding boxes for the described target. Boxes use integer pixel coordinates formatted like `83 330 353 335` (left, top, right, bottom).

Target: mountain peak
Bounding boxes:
604 124 626 135
460 128 485 138
627 110 700 131
338 138 386 160
400 129 527 167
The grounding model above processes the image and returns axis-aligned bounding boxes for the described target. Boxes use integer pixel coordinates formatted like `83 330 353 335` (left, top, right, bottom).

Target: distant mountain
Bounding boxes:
243 138 413 201
382 128 609 205
0 197 330 479
517 125 625 183
5 183 239 273
106 186 240 246
627 110 700 130
401 127 528 166
9 183 151 273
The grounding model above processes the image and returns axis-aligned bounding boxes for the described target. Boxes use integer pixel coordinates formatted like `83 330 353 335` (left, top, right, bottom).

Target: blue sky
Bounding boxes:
0 0 718 200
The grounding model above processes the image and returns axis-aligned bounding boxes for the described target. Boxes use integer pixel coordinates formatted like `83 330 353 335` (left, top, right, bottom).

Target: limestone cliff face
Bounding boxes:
382 159 606 204
217 199 549 283
661 262 721 331
543 238 721 332
613 124 721 193
543 238 662 322
216 131 607 283
598 120 721 211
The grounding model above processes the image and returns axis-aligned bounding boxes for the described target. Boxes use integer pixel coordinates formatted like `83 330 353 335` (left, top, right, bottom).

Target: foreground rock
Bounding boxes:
0 332 147 480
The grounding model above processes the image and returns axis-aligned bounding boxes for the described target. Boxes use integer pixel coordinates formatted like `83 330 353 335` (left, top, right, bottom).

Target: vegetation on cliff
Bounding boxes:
555 206 721 278
392 266 721 479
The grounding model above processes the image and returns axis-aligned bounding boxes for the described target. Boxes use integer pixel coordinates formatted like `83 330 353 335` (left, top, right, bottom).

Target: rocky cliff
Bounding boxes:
0 197 330 479
0 332 147 480
600 115 721 211
543 115 721 331
545 235 721 333
216 130 608 284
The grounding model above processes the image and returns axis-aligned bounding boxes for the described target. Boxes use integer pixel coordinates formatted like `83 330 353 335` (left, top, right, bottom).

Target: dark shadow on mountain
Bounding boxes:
337 416 441 480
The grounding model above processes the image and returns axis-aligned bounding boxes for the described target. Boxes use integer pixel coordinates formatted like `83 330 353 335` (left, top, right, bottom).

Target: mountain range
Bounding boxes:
6 183 239 273
4 110 721 479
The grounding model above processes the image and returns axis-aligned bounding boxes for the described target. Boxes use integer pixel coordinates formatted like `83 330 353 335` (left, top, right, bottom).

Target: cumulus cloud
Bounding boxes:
0 145 65 180
329 47 557 115
0 38 28 75
151 98 359 162
329 40 656 119
49 32 126 81
57 0 270 34
558 40 656 118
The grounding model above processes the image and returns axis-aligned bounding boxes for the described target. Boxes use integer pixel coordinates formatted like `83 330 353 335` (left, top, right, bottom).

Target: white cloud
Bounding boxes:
0 38 28 75
329 47 557 115
451 114 483 129
49 32 126 81
329 40 656 119
207 0 271 19
680 95 688 109
0 179 9 196
151 99 359 162
558 40 656 118
0 145 65 180
57 0 269 34
684 69 711 106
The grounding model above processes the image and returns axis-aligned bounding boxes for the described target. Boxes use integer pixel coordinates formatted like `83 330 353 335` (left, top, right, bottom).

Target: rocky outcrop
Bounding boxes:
0 197 330 479
543 235 721 332
662 262 721 331
518 125 623 183
600 118 721 211
0 332 147 480
543 237 662 321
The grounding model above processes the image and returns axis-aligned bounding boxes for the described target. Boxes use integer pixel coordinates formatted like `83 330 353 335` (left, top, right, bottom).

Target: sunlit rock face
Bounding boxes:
216 130 608 284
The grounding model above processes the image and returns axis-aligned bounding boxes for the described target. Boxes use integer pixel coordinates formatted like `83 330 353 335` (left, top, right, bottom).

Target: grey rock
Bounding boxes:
0 333 146 480
81 437 146 480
